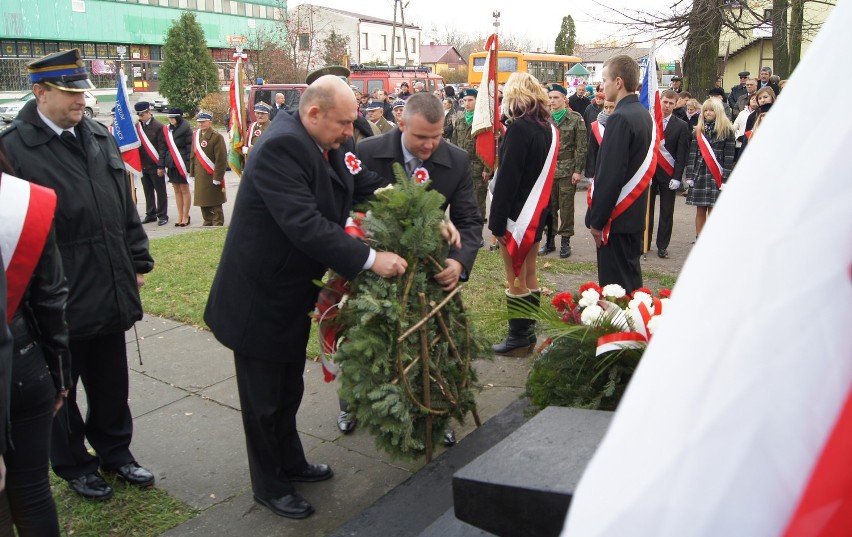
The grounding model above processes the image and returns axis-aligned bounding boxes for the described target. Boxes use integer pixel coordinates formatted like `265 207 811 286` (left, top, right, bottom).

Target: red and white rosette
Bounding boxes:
413 166 429 184
344 152 362 175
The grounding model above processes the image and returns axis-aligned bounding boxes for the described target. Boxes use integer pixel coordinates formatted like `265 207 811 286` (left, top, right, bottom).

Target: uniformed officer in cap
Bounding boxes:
392 98 405 125
190 110 228 226
671 75 683 93
728 71 750 116
0 48 155 500
134 100 169 225
451 88 491 222
365 99 394 134
244 101 272 157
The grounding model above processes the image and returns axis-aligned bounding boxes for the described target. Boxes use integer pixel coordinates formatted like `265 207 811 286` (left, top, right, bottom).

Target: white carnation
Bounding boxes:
578 289 601 308
628 291 653 312
601 284 626 299
647 315 663 335
580 304 604 326
374 185 394 194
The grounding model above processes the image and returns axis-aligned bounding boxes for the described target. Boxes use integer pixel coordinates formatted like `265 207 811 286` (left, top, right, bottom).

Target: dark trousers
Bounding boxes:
201 206 224 226
0 345 60 537
141 168 168 219
597 231 643 295
51 332 134 480
233 354 308 500
647 179 676 251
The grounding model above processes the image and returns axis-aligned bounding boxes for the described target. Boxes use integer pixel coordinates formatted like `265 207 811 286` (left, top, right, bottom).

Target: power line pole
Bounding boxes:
400 1 410 65
391 0 398 65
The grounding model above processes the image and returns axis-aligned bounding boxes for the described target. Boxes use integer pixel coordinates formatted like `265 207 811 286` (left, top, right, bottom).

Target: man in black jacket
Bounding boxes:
204 76 408 520
134 101 169 225
0 49 155 501
757 67 781 97
588 55 654 294
646 90 690 259
728 71 750 116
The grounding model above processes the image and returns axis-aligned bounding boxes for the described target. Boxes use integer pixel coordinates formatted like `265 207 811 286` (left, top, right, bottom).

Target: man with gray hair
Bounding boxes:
758 67 781 96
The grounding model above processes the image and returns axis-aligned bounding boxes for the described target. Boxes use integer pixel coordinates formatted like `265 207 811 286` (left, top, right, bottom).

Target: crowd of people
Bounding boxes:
0 44 785 533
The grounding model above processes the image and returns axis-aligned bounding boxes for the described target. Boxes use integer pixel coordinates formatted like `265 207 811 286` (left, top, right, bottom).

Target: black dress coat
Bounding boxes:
588 94 654 235
1 100 154 338
204 110 387 362
357 128 483 276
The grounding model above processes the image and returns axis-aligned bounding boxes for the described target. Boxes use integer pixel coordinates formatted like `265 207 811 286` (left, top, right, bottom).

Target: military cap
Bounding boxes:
459 88 478 99
392 99 406 109
738 71 750 77
708 87 726 97
365 99 384 111
671 76 683 82
110 106 116 116
167 108 183 118
547 83 567 95
134 101 151 113
254 101 272 114
195 110 213 121
305 65 351 85
27 48 94 92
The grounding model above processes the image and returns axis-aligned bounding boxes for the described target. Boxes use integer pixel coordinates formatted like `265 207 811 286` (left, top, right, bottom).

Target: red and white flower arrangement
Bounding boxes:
413 167 429 184
344 152 363 175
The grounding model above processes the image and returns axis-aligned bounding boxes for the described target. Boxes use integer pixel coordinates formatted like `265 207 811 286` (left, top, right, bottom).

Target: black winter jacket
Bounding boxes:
165 117 192 172
1 100 154 338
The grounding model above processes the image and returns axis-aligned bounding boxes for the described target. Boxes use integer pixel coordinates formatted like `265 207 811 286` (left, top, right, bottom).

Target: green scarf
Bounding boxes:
551 108 567 124
465 111 474 125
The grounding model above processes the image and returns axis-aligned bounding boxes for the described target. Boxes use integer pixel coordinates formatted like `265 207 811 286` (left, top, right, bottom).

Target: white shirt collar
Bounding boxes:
400 135 418 166
37 107 75 137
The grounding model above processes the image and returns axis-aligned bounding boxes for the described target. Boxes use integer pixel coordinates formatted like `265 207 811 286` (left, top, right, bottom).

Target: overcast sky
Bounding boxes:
291 0 684 60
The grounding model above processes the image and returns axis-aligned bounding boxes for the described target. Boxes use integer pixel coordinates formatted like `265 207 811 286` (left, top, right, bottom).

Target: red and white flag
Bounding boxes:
561 3 852 535
472 33 500 169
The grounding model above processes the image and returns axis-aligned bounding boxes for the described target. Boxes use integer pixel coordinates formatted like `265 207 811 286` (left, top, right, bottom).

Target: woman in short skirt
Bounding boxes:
685 98 736 238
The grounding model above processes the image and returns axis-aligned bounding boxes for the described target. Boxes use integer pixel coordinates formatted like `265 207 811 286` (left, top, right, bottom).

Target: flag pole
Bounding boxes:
643 33 657 257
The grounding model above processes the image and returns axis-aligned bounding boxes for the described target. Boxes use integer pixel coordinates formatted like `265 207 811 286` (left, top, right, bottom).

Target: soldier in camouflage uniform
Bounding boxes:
451 88 492 222
546 83 588 258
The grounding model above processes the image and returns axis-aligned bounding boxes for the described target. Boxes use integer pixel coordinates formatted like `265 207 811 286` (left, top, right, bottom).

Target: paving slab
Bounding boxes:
128 370 190 419
197 376 239 411
163 441 410 537
126 315 186 344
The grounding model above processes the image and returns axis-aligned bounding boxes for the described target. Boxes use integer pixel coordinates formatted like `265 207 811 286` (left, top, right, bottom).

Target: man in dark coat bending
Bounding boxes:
588 55 654 294
204 76 409 520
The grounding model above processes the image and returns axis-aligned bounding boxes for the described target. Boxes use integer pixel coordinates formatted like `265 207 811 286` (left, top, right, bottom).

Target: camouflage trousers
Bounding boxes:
471 163 489 220
551 176 576 237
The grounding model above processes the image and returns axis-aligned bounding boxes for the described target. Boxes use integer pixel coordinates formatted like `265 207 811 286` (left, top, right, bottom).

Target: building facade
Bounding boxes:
0 0 283 91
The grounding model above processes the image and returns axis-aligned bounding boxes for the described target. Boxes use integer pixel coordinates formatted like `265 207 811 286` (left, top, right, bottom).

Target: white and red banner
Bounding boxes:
697 132 724 189
194 130 216 176
164 125 188 178
561 3 852 534
502 124 558 276
472 33 500 169
590 121 604 145
136 122 159 163
0 174 57 322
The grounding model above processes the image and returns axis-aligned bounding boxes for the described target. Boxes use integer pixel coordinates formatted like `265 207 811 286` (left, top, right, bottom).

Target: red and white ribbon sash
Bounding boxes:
246 122 259 147
503 124 559 276
595 298 661 356
164 125 188 178
587 179 594 209
194 129 216 176
591 121 605 145
0 174 57 322
136 122 159 163
657 138 675 176
601 126 657 244
697 132 724 189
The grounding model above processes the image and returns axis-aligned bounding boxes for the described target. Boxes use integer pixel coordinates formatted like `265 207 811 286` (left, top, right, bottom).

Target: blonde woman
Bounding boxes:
489 72 556 356
685 98 736 238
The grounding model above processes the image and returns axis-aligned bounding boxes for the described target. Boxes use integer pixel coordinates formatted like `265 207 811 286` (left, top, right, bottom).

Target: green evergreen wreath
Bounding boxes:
333 164 488 460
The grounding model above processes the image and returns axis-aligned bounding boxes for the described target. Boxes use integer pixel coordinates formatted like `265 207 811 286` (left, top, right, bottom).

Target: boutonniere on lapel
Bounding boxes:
413 167 429 185
344 152 363 174
200 140 208 148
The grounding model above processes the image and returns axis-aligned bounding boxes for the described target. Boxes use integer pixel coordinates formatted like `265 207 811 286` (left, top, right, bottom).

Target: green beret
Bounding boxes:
547 83 567 95
305 65 351 85
459 88 478 99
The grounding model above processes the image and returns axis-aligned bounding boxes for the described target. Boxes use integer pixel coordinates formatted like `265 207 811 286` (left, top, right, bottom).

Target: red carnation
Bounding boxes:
579 282 602 295
551 292 575 312
659 289 672 299
633 287 653 298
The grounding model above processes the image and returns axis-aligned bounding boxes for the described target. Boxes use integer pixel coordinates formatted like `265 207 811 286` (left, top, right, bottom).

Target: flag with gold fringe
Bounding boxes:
227 51 248 176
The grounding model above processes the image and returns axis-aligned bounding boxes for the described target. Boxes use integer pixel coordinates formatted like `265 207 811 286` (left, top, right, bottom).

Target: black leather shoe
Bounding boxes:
141 215 157 224
254 493 314 519
337 411 356 434
113 462 155 487
68 472 114 500
158 217 169 226
286 463 333 483
658 248 669 259
443 428 456 447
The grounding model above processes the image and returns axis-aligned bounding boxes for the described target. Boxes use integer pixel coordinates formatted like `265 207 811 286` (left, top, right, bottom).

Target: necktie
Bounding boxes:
406 157 421 176
60 130 82 153
322 150 329 161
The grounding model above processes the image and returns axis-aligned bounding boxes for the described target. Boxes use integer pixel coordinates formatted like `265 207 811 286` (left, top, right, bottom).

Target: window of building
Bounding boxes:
150 46 162 60
411 38 416 53
214 0 222 12
235 1 244 15
186 0 196 8
362 33 369 50
382 35 387 51
299 33 310 50
178 0 187 7
159 0 168 6
169 0 179 7
396 36 401 52
221 0 229 12
96 43 109 57
253 4 262 17
763 8 772 21
205 0 214 11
